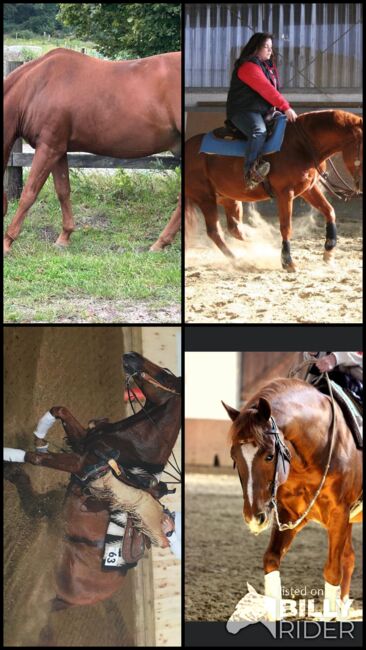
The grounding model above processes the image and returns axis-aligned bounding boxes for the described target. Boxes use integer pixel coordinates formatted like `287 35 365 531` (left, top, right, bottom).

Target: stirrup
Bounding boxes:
245 160 270 188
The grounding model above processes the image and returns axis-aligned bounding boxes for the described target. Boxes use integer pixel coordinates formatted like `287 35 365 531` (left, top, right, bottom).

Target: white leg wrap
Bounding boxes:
264 570 282 620
324 581 341 618
3 448 26 462
33 411 56 439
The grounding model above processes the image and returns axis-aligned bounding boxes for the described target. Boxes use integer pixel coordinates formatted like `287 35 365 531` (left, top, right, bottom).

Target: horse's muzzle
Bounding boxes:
123 352 143 374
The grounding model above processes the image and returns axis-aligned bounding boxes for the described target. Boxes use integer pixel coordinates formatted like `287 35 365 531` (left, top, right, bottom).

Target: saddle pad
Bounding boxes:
199 113 287 157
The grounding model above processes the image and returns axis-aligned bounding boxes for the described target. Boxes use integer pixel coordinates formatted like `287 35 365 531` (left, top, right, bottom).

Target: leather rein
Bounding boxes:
266 416 291 503
233 367 337 532
270 367 337 531
293 119 362 201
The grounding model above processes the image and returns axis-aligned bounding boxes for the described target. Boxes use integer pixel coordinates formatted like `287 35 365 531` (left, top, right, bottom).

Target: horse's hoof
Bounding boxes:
323 248 335 263
282 261 297 272
54 242 68 250
149 242 164 252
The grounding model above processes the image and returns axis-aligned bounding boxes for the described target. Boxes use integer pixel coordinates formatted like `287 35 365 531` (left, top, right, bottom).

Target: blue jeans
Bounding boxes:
230 111 267 172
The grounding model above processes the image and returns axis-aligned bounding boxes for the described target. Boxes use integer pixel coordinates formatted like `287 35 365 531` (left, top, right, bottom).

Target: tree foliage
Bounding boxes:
57 3 181 58
4 3 65 35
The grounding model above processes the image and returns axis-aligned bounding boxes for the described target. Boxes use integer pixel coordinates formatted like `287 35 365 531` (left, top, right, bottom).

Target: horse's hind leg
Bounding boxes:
4 142 63 254
217 197 246 241
51 154 75 248
301 184 337 263
199 195 235 258
150 192 181 251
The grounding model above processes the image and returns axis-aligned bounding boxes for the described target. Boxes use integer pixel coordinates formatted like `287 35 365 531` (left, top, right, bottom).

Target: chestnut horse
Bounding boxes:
4 48 181 254
4 352 181 642
186 110 362 270
223 377 362 620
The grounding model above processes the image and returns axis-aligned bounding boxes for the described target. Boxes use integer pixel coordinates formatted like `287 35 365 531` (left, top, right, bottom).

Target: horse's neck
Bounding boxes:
301 113 348 161
93 395 180 466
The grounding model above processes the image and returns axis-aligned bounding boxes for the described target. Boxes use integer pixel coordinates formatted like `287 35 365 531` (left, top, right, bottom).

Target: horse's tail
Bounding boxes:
185 197 199 249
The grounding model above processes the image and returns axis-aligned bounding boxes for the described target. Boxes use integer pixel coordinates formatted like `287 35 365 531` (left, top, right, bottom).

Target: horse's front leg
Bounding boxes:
49 406 88 445
4 142 63 254
324 509 352 619
4 447 83 473
51 154 75 248
263 516 306 619
301 184 337 263
26 450 83 473
340 523 355 610
277 190 296 271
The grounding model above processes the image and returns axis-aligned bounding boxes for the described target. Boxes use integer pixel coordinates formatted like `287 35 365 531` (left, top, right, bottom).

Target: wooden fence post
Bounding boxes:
4 60 24 199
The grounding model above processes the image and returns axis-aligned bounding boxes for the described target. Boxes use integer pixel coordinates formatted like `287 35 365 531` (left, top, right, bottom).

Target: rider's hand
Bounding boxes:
285 108 297 122
315 353 337 373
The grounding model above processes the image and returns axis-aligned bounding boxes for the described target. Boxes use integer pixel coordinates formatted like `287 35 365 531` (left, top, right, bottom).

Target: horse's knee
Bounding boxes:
263 550 281 574
324 561 343 586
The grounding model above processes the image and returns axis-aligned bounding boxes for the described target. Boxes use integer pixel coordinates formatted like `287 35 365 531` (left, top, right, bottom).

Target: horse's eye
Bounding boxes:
265 454 274 462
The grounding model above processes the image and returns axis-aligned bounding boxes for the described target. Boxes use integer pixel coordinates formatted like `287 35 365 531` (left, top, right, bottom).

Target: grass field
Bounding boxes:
4 168 181 323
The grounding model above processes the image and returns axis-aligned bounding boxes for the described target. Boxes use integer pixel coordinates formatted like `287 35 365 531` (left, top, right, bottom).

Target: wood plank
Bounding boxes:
10 153 179 169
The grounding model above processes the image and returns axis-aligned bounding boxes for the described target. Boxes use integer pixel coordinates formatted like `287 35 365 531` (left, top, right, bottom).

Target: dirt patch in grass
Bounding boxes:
8 297 180 324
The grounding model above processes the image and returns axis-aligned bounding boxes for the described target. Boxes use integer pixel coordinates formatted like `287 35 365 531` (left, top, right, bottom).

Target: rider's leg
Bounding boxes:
230 111 269 181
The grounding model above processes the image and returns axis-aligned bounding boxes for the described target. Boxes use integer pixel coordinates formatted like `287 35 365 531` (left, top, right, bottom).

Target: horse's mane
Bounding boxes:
230 377 307 447
298 109 362 133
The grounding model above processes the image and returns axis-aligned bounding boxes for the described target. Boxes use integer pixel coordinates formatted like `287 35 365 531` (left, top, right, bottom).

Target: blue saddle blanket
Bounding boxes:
199 114 287 157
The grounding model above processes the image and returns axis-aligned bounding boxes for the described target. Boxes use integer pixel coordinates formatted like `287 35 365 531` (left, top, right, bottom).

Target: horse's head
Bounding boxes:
223 397 290 536
123 352 181 405
342 117 363 193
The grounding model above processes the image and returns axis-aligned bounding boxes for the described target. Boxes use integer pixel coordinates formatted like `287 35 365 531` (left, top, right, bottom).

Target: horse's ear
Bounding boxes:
257 397 271 422
222 401 240 421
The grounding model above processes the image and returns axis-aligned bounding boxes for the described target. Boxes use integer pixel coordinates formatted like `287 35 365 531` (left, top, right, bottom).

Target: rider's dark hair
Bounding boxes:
233 32 275 71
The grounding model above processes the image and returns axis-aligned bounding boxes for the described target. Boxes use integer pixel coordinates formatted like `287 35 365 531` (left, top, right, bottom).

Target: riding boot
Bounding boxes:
244 159 271 189
88 470 173 548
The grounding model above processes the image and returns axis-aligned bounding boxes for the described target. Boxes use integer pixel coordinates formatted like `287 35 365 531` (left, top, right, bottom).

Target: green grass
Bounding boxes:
4 169 181 323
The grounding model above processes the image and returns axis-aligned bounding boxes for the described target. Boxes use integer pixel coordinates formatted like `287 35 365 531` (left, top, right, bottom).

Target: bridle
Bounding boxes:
232 416 291 504
125 369 181 486
293 120 362 201
233 370 337 532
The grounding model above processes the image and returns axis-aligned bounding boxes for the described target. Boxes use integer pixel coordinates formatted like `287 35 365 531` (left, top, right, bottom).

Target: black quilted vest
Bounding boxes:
226 56 277 118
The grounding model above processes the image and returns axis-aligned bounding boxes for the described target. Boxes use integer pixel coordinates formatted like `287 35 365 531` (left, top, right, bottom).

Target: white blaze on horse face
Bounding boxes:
240 443 258 507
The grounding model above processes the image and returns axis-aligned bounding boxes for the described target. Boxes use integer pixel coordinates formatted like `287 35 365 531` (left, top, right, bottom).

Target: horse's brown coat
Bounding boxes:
185 110 362 269
227 378 362 600
4 48 181 252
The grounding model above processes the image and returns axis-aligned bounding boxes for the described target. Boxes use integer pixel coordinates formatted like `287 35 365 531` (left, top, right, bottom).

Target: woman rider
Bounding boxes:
226 32 297 189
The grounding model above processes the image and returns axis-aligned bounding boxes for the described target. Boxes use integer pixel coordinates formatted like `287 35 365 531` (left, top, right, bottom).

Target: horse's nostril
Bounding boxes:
256 512 266 525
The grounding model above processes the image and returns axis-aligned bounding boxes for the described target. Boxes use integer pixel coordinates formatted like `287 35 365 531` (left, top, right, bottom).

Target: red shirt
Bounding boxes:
237 61 290 112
